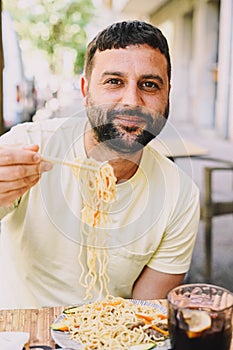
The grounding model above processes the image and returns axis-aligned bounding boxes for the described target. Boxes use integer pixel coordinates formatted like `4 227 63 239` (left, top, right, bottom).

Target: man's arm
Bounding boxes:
132 265 185 299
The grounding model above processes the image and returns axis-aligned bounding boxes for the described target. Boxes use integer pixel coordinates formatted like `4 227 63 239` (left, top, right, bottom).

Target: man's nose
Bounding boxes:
121 84 142 106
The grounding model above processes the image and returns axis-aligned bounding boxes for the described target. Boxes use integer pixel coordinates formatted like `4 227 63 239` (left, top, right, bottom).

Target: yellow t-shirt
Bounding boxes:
0 115 200 309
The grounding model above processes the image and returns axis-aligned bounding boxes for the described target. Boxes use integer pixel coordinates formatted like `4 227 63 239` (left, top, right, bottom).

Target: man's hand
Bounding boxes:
0 144 53 207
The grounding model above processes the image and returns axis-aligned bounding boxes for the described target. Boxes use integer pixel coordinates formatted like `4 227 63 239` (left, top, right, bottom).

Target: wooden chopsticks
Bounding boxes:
42 155 101 171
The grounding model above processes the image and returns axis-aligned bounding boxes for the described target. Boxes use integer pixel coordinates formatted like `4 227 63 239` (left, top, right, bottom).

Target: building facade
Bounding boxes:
100 0 233 141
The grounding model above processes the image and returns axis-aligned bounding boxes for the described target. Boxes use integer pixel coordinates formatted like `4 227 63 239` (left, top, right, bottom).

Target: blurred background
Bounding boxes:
1 0 233 139
0 0 232 289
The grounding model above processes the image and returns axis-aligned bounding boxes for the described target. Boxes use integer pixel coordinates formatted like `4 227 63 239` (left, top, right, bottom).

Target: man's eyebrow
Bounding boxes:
142 74 164 85
101 71 125 78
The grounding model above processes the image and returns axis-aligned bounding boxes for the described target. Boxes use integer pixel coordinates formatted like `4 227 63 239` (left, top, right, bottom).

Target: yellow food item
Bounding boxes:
55 296 168 349
182 309 211 338
51 318 70 331
71 157 117 300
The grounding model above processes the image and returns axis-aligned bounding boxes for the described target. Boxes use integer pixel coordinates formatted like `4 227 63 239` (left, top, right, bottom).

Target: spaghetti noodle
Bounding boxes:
71 157 117 300
53 296 168 349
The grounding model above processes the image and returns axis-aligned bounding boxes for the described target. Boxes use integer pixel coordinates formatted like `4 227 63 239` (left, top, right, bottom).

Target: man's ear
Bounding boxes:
81 75 88 107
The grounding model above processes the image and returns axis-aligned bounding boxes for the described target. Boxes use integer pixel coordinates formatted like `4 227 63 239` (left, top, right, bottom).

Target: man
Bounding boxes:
0 20 199 309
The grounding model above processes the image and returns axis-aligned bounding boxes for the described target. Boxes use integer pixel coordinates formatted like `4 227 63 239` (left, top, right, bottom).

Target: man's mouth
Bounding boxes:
114 115 146 129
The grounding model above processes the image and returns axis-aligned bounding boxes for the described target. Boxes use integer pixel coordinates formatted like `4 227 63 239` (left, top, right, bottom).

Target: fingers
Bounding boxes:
0 174 40 192
0 161 52 181
0 144 41 166
23 144 40 152
0 176 40 207
0 144 53 207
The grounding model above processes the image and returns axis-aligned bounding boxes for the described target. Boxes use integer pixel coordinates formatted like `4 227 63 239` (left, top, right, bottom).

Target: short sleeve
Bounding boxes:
147 182 200 274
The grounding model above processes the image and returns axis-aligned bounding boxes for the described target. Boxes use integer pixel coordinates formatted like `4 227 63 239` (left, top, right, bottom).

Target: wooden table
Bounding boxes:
0 305 64 348
0 300 232 349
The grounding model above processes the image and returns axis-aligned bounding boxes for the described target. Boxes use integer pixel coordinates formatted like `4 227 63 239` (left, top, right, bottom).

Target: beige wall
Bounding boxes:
150 0 220 130
111 0 233 140
215 0 233 139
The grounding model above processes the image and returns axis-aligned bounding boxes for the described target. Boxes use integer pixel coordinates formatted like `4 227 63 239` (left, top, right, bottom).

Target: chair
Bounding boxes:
200 161 233 281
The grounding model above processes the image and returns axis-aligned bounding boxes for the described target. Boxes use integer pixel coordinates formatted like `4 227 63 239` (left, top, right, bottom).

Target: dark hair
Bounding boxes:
84 20 171 82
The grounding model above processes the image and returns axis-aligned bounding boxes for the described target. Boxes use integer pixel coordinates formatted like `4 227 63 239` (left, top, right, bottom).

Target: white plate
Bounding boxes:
51 299 171 350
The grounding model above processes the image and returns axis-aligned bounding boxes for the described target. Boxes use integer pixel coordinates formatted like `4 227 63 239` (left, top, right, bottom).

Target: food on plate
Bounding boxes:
51 296 168 349
71 157 117 300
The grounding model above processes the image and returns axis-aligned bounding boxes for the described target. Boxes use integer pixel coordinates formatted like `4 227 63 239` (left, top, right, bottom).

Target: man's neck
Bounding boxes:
84 122 143 183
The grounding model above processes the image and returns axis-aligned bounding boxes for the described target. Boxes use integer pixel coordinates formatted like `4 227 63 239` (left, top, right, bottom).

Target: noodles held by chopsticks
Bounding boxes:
71 157 117 300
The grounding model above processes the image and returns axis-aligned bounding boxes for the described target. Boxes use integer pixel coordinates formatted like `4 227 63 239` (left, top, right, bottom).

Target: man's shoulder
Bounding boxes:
26 114 86 132
145 144 199 196
145 143 176 167
1 114 87 140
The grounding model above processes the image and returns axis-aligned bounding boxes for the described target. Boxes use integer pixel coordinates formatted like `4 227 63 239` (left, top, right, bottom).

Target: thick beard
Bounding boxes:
86 103 169 154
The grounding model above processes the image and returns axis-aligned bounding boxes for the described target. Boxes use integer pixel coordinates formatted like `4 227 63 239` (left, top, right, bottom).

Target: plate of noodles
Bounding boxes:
51 296 171 349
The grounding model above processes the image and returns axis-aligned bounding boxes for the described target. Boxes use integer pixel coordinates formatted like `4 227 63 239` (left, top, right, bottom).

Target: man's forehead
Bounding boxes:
91 45 168 78
93 45 167 67
95 44 163 56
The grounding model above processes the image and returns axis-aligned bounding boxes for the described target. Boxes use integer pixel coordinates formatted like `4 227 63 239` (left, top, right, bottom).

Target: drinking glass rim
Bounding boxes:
166 283 233 311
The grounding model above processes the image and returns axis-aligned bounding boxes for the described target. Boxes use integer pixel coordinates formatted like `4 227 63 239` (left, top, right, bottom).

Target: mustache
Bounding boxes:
86 103 168 154
108 107 154 123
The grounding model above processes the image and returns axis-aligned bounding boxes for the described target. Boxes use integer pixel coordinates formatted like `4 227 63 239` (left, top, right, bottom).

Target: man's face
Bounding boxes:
82 45 170 154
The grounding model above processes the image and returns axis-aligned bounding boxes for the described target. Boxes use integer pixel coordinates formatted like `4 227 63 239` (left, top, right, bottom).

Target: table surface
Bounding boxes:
0 305 65 348
150 136 208 158
0 300 232 349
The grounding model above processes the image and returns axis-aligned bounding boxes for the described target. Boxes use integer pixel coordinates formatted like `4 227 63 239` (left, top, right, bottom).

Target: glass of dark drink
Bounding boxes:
167 283 233 350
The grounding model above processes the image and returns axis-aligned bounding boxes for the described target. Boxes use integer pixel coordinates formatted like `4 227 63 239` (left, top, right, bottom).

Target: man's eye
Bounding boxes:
141 81 159 89
106 78 122 85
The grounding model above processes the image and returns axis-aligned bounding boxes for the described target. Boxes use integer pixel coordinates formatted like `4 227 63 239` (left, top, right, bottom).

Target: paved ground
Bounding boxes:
169 121 233 292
